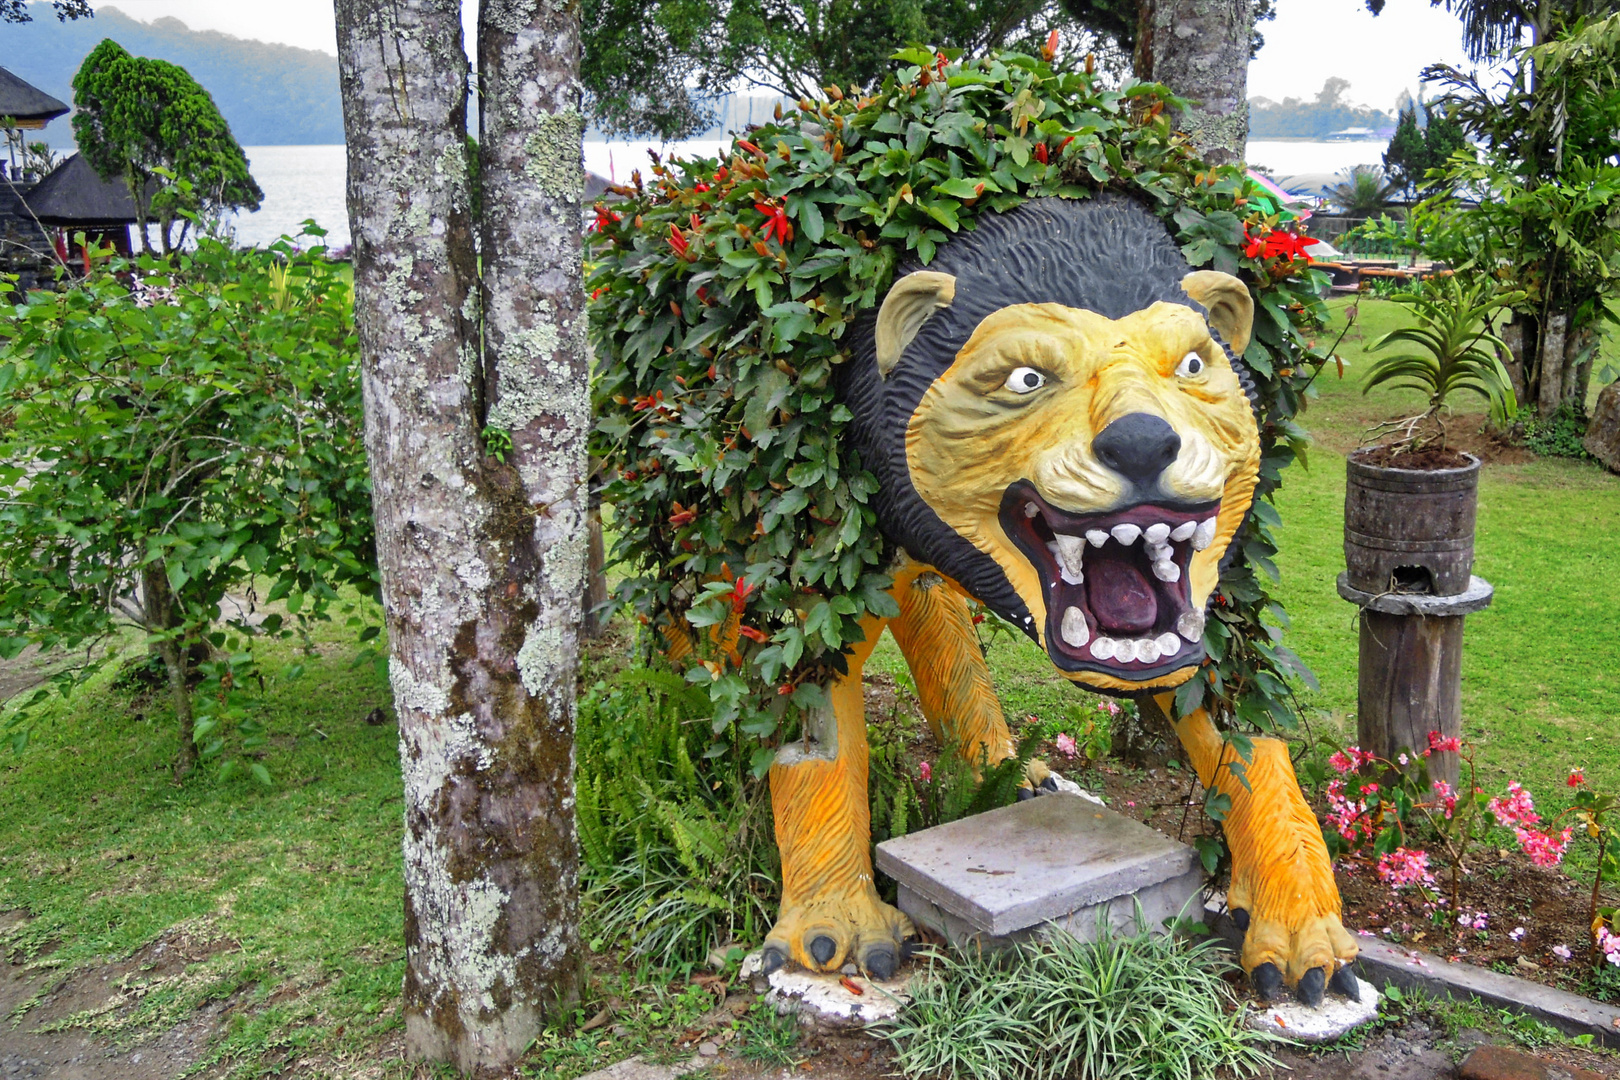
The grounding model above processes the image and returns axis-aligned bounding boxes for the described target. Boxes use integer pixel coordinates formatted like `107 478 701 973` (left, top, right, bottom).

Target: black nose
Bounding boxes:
1092 412 1182 486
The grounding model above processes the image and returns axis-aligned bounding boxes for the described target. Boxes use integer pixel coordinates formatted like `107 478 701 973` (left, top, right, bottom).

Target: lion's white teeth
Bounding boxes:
1192 517 1218 551
1177 609 1205 642
1110 639 1134 663
1090 637 1115 660
1110 523 1142 545
1085 529 1109 548
1134 637 1162 664
1152 559 1180 583
1144 522 1171 544
1061 606 1089 647
1170 520 1197 542
1024 501 1040 518
1147 542 1173 562
1053 534 1086 583
1156 632 1182 656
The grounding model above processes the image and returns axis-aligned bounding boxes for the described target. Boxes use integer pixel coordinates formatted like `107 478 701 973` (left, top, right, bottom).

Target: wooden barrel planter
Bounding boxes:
1344 450 1480 597
1341 449 1489 787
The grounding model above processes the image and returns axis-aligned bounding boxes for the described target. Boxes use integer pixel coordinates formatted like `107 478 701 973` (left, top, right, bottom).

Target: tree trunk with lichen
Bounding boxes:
335 0 588 1074
1134 0 1253 166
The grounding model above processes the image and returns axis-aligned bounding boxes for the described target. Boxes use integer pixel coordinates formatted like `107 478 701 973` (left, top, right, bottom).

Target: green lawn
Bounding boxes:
1 298 1616 1077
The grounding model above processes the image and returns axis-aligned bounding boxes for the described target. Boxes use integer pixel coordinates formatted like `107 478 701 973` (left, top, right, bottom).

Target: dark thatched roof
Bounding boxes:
25 154 139 226
0 67 69 125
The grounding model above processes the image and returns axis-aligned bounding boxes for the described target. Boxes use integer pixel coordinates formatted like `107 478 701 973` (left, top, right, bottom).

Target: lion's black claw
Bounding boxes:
809 935 837 965
1231 908 1250 932
1040 776 1059 792
1329 964 1361 1001
761 946 787 975
900 936 920 961
1297 966 1326 1007
863 945 898 981
1251 962 1283 1002
1017 786 1035 801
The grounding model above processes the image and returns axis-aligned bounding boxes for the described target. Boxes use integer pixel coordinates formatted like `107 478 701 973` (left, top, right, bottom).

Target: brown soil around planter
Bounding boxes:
1357 443 1479 470
1335 848 1620 999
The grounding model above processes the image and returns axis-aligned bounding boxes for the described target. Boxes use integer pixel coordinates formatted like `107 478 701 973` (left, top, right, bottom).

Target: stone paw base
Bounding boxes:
1244 976 1381 1043
739 949 917 1030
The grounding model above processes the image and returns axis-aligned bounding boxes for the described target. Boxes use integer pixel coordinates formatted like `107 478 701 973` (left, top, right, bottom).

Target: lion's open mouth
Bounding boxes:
999 481 1215 679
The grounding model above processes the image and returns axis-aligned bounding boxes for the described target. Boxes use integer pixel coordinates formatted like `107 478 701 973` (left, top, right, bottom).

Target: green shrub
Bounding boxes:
886 915 1280 1080
576 666 780 969
1521 403 1590 459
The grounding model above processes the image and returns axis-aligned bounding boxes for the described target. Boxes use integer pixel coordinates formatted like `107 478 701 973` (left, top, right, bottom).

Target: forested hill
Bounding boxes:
0 5 341 147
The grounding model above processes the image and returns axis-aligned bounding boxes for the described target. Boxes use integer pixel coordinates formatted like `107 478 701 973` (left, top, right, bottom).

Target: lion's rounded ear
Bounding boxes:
1181 270 1253 356
876 271 956 378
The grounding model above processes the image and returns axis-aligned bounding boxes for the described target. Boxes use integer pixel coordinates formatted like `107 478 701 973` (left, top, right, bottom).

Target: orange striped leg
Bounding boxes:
763 613 914 979
1151 692 1358 1004
888 564 1060 789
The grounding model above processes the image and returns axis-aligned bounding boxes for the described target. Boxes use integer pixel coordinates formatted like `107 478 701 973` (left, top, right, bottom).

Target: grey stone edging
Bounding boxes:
1205 906 1620 1047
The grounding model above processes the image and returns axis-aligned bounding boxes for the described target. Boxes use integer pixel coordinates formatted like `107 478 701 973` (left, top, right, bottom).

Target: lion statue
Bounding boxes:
755 193 1358 1005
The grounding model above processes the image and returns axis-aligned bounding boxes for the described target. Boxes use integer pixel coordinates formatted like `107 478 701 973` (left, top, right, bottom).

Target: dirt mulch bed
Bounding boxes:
1355 443 1479 470
1336 848 1619 998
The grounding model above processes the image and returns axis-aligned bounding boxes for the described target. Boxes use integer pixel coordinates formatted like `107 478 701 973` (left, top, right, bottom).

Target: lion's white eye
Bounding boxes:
1175 351 1206 378
1003 367 1046 394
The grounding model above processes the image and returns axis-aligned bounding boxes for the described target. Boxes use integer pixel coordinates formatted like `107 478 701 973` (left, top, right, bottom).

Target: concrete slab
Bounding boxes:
875 793 1203 943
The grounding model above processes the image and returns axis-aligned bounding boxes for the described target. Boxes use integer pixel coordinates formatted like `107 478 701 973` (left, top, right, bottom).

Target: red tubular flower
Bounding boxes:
1034 142 1049 164
730 578 755 614
1042 29 1059 61
693 182 710 193
754 201 794 244
736 138 763 156
737 625 768 643
667 223 689 257
714 166 729 184
590 205 622 232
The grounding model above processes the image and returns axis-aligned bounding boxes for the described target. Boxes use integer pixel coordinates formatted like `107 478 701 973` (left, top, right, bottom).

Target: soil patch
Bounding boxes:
1336 849 1620 998
1356 443 1478 470
0 918 232 1080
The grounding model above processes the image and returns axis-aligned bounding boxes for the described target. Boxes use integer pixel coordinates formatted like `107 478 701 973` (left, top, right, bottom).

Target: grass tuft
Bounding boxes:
886 914 1281 1080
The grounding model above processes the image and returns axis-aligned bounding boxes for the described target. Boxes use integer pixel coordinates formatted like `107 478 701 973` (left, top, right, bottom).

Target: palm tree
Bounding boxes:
1328 166 1400 217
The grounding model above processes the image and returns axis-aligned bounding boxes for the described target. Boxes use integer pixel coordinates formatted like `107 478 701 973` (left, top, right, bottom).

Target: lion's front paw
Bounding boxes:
761 886 916 979
1019 759 1104 804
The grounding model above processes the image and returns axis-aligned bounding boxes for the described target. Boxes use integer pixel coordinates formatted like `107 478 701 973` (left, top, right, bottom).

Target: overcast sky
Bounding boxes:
94 0 1485 113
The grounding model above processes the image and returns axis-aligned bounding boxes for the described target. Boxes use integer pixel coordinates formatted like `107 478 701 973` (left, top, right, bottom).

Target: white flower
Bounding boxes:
1509 927 1525 942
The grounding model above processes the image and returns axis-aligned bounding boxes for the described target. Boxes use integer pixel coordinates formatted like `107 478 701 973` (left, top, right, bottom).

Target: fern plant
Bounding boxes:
1364 274 1526 451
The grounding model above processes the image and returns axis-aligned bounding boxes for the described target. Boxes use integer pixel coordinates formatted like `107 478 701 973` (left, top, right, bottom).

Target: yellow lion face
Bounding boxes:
896 272 1260 693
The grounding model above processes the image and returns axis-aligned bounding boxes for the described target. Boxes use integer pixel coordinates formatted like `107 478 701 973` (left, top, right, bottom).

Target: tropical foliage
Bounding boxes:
71 39 263 255
588 45 1337 780
0 230 376 780
1363 275 1525 447
1382 98 1467 199
1327 165 1400 217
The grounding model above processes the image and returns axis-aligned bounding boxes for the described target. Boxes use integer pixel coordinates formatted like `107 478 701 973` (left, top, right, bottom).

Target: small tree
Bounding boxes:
0 232 375 780
71 39 263 255
1383 103 1427 198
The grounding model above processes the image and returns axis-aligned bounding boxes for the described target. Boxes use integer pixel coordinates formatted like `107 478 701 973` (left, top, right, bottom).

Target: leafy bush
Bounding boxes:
576 667 781 969
886 915 1279 1080
1521 403 1590 458
589 45 1336 774
0 231 376 779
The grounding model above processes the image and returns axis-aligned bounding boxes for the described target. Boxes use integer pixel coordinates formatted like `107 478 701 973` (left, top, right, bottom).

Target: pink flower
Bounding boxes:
1509 926 1526 942
1567 767 1586 787
1054 733 1078 758
1551 944 1572 960
1431 780 1458 819
1376 847 1435 890
1598 927 1620 967
1328 751 1355 774
1457 911 1487 930
1425 731 1462 756
1398 752 1410 766
1126 800 1137 808
1515 824 1572 867
1488 782 1539 827
918 761 933 783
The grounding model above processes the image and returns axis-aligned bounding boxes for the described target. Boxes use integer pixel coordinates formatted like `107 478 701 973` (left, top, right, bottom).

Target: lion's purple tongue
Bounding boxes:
1088 558 1158 635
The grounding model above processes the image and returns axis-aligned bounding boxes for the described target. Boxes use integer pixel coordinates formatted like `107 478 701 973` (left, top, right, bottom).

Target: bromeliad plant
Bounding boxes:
589 45 1337 774
1363 274 1526 451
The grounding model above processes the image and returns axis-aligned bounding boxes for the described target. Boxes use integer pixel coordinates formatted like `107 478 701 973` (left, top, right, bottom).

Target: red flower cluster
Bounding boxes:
754 201 794 244
591 205 622 233
1424 730 1462 756
1243 227 1314 264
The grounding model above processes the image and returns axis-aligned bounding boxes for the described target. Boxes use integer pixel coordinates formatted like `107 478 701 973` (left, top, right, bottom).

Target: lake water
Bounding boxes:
225 139 1392 250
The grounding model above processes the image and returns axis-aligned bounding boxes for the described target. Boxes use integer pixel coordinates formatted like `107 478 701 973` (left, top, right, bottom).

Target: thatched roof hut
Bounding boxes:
0 66 68 129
